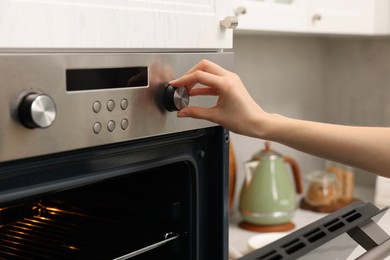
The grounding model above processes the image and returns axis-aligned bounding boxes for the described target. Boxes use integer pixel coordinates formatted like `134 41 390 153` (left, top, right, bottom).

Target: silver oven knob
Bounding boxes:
18 93 57 128
163 84 190 112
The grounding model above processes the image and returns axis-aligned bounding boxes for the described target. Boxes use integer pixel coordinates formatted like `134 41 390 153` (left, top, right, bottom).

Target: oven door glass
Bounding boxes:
0 162 195 260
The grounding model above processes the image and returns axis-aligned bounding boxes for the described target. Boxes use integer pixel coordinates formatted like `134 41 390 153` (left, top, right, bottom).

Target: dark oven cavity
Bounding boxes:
0 127 229 260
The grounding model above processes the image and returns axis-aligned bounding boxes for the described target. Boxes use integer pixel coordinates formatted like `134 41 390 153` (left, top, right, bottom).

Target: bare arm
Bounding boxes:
169 59 390 178
264 115 390 178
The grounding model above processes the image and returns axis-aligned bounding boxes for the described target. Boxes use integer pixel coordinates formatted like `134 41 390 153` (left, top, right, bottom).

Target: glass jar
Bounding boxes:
305 171 338 207
326 161 354 202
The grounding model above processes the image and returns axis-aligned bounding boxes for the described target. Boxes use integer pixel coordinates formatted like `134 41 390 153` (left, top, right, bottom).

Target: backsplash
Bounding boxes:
231 34 390 207
323 37 390 188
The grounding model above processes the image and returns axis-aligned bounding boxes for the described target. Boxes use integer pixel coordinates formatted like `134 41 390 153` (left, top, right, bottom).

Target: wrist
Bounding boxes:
252 113 286 140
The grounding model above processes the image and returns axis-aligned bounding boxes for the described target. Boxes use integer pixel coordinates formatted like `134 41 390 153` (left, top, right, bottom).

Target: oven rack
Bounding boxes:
0 202 180 259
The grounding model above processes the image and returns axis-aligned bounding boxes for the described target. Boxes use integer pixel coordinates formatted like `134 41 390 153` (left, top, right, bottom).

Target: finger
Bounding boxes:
184 59 228 76
189 87 219 96
170 70 223 91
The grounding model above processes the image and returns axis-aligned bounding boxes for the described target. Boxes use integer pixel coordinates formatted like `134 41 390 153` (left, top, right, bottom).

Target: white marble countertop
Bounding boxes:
229 204 328 257
229 186 390 259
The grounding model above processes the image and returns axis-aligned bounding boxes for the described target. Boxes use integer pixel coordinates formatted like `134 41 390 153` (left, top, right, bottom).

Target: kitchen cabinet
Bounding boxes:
234 0 308 33
309 0 390 35
0 0 234 50
234 0 390 35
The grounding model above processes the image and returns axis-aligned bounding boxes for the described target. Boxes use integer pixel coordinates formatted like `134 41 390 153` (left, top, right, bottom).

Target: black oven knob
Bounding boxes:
163 84 190 112
18 93 57 129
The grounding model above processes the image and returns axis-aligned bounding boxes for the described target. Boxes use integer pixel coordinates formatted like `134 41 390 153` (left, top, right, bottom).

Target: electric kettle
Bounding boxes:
239 142 303 228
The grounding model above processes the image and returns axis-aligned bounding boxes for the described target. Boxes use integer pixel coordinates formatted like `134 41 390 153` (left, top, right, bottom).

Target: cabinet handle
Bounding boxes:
312 13 322 23
220 16 238 29
234 6 247 16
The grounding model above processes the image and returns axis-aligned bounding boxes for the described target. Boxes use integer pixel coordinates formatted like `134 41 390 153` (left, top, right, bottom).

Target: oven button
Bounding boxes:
107 120 116 132
93 122 102 134
163 84 190 112
121 118 129 130
92 101 101 113
120 99 128 110
107 100 115 111
18 93 57 129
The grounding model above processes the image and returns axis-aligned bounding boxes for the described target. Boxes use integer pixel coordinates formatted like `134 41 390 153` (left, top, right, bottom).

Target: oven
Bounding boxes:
0 52 233 259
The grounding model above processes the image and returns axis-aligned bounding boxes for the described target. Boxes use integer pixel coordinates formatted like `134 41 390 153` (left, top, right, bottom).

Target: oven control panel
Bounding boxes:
0 52 233 162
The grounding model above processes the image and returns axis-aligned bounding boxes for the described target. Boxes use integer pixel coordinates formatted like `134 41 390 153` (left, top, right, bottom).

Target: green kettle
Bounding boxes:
239 142 303 226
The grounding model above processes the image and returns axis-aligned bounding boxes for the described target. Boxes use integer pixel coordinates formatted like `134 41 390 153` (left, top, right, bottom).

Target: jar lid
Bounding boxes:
306 170 337 185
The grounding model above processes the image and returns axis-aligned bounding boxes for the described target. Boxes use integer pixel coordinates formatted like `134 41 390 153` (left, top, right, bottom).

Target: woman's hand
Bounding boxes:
169 59 269 137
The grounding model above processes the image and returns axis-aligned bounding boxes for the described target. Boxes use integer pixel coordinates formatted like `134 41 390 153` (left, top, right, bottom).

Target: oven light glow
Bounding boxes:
31 216 50 221
66 245 80 250
46 207 61 212
3 236 23 243
10 225 31 231
8 230 28 236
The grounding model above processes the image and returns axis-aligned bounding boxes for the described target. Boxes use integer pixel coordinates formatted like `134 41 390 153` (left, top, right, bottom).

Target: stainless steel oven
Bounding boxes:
0 52 233 259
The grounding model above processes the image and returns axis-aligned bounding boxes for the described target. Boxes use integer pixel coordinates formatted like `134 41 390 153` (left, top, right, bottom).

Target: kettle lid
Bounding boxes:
252 141 281 160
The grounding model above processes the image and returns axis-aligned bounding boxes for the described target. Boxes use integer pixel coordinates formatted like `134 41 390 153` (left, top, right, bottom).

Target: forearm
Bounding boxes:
257 114 390 178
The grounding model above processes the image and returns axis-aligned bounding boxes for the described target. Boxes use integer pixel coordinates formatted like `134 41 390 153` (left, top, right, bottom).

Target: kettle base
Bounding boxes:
239 221 295 233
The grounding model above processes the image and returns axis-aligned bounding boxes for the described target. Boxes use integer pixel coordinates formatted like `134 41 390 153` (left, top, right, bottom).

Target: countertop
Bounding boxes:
229 186 390 259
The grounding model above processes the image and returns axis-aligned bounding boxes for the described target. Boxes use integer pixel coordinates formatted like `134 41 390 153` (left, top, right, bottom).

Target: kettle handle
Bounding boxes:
283 156 303 194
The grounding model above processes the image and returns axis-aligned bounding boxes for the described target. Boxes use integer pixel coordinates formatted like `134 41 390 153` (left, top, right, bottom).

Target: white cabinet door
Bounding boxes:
308 0 390 35
0 0 233 49
234 0 308 33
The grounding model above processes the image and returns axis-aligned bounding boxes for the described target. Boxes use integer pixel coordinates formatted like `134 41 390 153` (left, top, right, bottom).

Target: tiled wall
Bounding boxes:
230 34 387 206
324 38 390 128
323 37 390 187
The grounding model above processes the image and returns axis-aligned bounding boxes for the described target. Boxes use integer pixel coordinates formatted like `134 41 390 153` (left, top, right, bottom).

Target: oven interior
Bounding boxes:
0 162 194 260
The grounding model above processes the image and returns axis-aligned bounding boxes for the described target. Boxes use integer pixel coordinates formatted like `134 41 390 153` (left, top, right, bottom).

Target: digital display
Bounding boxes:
66 67 148 91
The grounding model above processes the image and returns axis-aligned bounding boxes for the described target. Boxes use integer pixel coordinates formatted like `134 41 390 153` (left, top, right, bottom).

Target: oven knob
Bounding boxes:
163 84 190 112
18 93 57 128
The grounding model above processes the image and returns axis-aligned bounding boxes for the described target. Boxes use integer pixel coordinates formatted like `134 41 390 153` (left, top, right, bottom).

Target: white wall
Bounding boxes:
230 34 389 210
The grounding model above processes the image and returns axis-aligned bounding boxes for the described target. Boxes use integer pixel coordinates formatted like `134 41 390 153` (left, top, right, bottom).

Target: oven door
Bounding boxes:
0 126 229 260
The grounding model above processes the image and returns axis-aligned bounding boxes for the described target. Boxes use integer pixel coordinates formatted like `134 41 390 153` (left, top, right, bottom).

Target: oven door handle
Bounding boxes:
113 232 180 260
